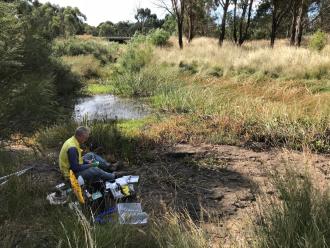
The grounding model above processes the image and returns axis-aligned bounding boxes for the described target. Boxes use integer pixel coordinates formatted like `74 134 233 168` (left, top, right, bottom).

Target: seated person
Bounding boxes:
59 126 115 183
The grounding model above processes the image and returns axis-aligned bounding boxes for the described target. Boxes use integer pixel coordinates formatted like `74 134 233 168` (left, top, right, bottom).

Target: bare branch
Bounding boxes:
153 0 174 15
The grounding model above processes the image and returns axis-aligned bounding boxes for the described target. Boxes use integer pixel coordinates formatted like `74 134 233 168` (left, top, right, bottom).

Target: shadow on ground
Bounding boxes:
134 144 260 222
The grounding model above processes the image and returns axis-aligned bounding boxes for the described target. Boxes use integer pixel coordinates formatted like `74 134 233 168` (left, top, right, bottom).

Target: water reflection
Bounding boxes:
74 94 149 121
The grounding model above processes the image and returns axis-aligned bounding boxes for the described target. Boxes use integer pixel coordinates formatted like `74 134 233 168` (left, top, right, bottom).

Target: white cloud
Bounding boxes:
39 0 168 26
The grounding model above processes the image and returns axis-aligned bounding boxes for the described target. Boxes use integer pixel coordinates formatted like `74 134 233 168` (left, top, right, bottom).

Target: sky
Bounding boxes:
39 0 168 26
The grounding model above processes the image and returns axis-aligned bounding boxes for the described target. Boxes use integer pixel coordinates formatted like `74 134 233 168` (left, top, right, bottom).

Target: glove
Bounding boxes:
91 161 100 167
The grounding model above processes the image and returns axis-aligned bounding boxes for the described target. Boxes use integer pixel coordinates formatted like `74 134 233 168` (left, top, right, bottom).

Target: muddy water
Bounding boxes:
74 94 149 121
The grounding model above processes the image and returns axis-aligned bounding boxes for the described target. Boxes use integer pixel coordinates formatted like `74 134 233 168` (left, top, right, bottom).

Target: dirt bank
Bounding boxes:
135 144 330 247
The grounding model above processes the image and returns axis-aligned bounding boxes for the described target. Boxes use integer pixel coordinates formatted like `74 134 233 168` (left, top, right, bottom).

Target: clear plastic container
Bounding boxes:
117 203 148 224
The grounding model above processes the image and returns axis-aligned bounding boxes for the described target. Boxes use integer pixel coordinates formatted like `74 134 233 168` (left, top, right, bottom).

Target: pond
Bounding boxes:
74 94 150 122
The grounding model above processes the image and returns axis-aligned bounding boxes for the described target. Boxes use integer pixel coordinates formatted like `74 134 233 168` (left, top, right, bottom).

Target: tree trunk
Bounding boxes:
238 1 248 45
238 0 254 46
187 11 194 43
233 0 238 44
270 0 295 47
219 0 230 46
294 0 307 47
178 20 184 49
244 0 254 38
171 0 185 49
290 8 298 45
270 1 278 48
270 15 277 47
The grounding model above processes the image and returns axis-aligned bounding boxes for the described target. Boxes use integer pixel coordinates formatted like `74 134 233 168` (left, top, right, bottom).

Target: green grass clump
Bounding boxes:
53 36 121 64
111 71 154 97
254 169 330 248
111 65 180 97
151 84 214 114
86 84 114 94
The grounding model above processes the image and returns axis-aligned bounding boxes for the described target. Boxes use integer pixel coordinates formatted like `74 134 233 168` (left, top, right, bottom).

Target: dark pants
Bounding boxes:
77 152 115 182
76 167 115 182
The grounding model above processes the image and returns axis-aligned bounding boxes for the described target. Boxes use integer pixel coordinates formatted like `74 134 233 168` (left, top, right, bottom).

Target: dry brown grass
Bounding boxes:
62 55 101 79
157 37 330 80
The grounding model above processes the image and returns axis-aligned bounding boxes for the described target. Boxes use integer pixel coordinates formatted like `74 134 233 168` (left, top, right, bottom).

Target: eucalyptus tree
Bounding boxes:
157 0 185 48
225 0 254 45
185 0 197 42
215 0 230 46
233 0 254 45
0 0 82 134
135 8 163 34
290 0 328 46
268 0 294 47
62 6 86 37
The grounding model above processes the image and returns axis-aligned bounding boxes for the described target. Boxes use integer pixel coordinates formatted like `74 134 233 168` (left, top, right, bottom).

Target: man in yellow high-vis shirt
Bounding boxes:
59 126 115 182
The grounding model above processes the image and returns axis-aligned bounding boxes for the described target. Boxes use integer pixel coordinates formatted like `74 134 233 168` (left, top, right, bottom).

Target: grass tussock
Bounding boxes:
157 37 330 80
110 64 330 152
254 168 330 248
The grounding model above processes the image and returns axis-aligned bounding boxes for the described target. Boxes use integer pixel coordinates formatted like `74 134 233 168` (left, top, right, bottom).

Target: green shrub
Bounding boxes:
309 30 327 51
116 39 153 74
148 28 170 46
51 58 82 98
0 2 84 135
0 62 81 135
163 15 177 35
0 73 59 133
0 1 22 81
254 168 330 247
